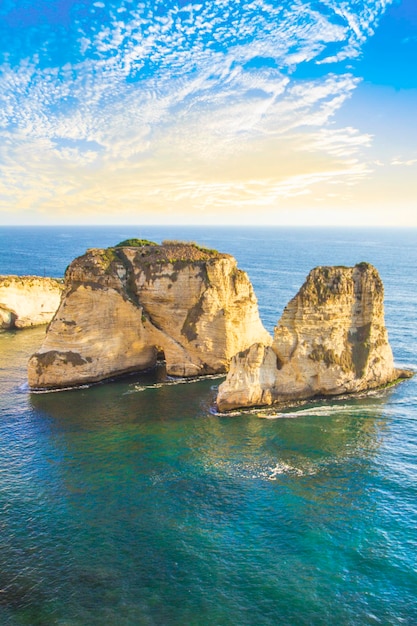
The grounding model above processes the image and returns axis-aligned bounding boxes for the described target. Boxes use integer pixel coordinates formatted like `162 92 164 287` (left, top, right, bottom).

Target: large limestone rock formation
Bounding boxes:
28 241 270 389
217 263 409 411
0 276 63 330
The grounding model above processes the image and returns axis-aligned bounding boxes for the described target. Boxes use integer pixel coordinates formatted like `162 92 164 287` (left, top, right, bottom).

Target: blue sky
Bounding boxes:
0 0 416 225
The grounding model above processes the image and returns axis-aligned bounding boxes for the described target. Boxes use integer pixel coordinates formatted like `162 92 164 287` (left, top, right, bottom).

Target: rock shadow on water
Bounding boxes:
28 362 220 431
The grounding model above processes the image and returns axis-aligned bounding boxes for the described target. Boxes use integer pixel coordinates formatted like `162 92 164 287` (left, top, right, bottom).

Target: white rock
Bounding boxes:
28 242 270 389
0 276 63 329
217 263 409 411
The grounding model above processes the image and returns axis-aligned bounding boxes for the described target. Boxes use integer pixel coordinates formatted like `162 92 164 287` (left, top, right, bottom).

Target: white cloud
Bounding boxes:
302 126 372 158
0 0 395 222
391 157 417 167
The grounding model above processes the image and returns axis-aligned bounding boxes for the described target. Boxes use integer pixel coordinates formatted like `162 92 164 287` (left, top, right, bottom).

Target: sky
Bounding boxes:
0 0 416 226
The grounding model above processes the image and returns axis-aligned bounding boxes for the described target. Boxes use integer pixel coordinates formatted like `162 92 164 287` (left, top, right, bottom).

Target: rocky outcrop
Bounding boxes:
217 263 410 411
0 276 63 330
28 241 270 389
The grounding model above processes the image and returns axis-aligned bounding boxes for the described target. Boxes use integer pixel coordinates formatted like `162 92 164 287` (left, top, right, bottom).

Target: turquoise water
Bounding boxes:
0 227 416 625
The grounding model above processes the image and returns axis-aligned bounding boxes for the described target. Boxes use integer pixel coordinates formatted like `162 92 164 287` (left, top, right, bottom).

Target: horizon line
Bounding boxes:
1 223 417 230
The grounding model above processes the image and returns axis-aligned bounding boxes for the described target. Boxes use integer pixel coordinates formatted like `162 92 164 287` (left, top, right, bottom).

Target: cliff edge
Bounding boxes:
217 263 411 411
28 240 270 389
0 276 63 330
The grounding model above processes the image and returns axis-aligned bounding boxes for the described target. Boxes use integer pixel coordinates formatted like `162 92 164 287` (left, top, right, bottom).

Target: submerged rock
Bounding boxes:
217 263 411 412
28 240 270 389
0 276 63 330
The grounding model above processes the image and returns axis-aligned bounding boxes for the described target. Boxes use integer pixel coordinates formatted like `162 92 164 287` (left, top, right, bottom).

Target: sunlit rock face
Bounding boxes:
28 241 270 389
0 276 63 330
217 263 407 412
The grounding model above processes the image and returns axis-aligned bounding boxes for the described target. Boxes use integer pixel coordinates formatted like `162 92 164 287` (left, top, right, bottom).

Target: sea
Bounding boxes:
0 226 416 626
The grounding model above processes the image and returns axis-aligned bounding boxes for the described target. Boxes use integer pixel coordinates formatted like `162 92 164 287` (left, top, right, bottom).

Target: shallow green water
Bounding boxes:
1 328 416 625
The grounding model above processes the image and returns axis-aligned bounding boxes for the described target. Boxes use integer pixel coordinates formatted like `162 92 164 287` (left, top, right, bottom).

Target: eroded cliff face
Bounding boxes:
217 263 407 412
0 276 63 330
28 242 270 389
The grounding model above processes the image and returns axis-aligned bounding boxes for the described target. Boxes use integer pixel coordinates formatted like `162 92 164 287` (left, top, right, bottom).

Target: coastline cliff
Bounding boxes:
0 276 63 330
217 263 411 412
28 240 270 389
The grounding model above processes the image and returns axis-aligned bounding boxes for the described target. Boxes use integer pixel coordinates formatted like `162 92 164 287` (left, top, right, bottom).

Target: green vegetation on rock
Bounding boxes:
115 238 157 247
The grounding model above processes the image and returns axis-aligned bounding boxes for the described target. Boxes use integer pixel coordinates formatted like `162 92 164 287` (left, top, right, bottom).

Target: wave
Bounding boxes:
257 402 392 420
213 389 395 419
125 373 224 394
267 461 318 479
28 383 92 394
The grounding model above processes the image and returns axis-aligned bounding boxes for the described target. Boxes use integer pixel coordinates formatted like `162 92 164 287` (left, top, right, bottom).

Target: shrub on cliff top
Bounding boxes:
115 238 157 247
109 238 222 264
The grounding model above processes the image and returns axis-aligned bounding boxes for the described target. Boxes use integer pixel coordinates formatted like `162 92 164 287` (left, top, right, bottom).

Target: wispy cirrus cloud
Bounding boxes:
0 0 400 223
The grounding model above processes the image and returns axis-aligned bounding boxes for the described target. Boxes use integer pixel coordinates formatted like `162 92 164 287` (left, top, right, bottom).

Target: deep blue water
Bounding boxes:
0 227 416 625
